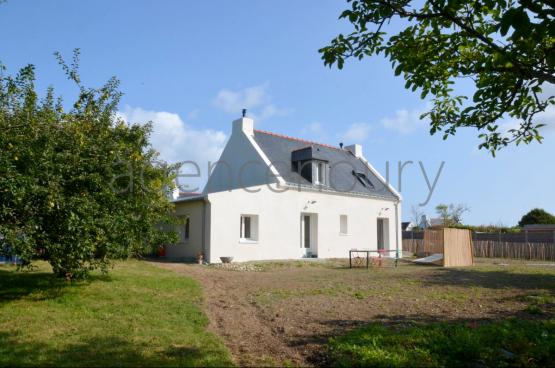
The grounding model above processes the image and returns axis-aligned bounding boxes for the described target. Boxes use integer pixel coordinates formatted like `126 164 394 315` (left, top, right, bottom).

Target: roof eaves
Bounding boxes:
281 182 398 201
172 194 206 203
357 155 402 201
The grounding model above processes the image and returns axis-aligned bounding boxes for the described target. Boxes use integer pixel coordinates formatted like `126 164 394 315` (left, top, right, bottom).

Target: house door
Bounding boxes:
377 218 389 250
301 214 318 257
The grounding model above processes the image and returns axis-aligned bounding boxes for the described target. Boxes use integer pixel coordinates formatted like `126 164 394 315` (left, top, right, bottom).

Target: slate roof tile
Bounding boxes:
253 130 397 199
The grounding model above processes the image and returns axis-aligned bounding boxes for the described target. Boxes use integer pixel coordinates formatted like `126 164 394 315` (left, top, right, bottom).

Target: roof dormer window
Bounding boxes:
291 146 329 186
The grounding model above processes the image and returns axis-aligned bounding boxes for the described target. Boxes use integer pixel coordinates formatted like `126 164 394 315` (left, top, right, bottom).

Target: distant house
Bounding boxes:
402 221 418 231
166 116 402 263
419 215 443 229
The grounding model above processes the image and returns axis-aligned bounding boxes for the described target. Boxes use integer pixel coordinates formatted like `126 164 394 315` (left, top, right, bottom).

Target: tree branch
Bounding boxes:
373 0 555 84
426 0 555 84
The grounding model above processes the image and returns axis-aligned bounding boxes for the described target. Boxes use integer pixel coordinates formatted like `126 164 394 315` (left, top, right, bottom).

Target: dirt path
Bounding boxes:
156 262 310 366
153 260 554 367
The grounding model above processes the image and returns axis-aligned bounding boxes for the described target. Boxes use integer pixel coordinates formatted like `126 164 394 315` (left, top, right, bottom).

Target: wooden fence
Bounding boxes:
472 241 555 261
402 230 555 261
402 238 423 255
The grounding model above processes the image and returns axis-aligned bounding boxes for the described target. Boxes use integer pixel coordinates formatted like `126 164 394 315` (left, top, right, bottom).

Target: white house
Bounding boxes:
419 215 444 229
166 116 402 263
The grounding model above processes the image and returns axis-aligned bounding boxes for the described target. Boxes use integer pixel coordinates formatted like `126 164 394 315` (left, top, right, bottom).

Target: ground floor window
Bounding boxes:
240 215 259 241
340 215 348 234
184 216 190 241
303 215 311 248
179 215 190 242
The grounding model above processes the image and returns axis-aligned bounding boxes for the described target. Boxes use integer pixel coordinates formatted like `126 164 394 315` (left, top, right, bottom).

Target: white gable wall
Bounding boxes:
203 117 282 194
206 184 401 263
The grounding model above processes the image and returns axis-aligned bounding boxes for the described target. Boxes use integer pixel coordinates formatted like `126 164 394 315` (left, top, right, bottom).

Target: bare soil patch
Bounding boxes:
153 259 555 367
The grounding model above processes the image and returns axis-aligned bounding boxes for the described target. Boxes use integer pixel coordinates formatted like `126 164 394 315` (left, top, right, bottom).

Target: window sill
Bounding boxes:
239 239 259 244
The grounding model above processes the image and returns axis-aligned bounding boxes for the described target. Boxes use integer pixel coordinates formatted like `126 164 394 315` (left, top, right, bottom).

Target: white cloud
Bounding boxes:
471 102 555 156
496 104 555 138
117 106 227 192
477 83 555 139
341 122 372 143
381 107 428 134
213 83 286 121
497 117 520 134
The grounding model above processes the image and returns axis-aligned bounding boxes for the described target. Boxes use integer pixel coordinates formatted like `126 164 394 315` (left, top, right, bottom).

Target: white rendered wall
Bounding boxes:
203 118 279 194
206 184 401 263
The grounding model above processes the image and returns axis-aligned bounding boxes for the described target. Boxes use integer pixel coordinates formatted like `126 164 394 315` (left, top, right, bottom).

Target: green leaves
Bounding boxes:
320 0 555 154
0 51 177 279
499 8 516 36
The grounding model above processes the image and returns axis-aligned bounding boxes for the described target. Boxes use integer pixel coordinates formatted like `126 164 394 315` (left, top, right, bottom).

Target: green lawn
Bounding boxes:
328 318 555 367
0 260 233 367
325 261 555 367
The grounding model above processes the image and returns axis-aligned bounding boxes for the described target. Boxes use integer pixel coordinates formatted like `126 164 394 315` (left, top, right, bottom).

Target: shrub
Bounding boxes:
518 208 555 227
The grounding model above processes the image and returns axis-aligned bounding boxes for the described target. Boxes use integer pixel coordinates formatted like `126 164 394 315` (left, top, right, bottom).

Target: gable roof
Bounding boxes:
402 221 416 231
252 130 398 200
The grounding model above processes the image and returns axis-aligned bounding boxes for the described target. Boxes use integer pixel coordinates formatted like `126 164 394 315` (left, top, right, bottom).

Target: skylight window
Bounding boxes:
352 170 374 189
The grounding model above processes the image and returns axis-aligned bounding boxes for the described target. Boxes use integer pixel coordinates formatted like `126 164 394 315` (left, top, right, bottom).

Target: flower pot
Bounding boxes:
157 245 166 257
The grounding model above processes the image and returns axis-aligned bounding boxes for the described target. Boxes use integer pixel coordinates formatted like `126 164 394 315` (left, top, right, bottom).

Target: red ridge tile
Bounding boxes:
254 129 341 151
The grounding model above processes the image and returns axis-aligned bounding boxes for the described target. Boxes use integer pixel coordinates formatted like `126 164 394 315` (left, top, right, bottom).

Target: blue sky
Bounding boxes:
1 0 554 225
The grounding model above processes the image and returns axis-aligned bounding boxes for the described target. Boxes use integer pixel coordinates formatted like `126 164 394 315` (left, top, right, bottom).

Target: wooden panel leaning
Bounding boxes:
443 228 474 267
423 228 474 267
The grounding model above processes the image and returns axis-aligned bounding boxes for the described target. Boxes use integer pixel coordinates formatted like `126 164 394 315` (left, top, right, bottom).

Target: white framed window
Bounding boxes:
340 214 348 235
240 215 259 242
314 161 326 185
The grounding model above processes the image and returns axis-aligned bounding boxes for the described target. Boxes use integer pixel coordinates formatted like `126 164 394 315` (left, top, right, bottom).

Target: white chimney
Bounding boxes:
166 180 180 200
172 186 180 200
232 117 254 136
345 144 363 158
